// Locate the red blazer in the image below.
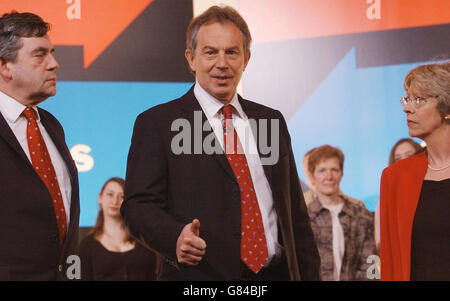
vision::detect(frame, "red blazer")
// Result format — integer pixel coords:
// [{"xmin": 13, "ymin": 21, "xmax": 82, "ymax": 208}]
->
[{"xmin": 380, "ymin": 151, "xmax": 428, "ymax": 281}]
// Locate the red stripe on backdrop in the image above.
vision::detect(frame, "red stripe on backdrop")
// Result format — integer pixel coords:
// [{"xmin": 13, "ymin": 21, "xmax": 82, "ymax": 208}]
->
[
  {"xmin": 0, "ymin": 0, "xmax": 153, "ymax": 68},
  {"xmin": 239, "ymin": 0, "xmax": 450, "ymax": 43}
]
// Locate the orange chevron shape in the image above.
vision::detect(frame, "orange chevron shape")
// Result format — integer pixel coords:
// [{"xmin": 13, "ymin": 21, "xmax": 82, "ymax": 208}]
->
[
  {"xmin": 0, "ymin": 0, "xmax": 153, "ymax": 68},
  {"xmin": 240, "ymin": 0, "xmax": 450, "ymax": 43}
]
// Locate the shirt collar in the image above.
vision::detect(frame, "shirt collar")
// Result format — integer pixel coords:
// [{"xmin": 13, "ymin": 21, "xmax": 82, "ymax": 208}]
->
[
  {"xmin": 339, "ymin": 194, "xmax": 356, "ymax": 217},
  {"xmin": 193, "ymin": 82, "xmax": 246, "ymax": 120},
  {"xmin": 0, "ymin": 91, "xmax": 40, "ymax": 123},
  {"xmin": 308, "ymin": 191, "xmax": 354, "ymax": 219}
]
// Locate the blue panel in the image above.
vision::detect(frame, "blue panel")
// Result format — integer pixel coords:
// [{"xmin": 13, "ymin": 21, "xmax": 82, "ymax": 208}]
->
[
  {"xmin": 289, "ymin": 49, "xmax": 426, "ymax": 211},
  {"xmin": 40, "ymin": 82, "xmax": 193, "ymax": 226}
]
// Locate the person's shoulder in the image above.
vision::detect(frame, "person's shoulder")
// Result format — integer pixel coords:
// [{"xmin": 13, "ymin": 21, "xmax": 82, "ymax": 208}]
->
[
  {"xmin": 383, "ymin": 151, "xmax": 427, "ymax": 178},
  {"xmin": 37, "ymin": 107, "xmax": 54, "ymax": 117},
  {"xmin": 37, "ymin": 107, "xmax": 61, "ymax": 126},
  {"xmin": 239, "ymin": 96, "xmax": 283, "ymax": 117},
  {"xmin": 342, "ymin": 193, "xmax": 366, "ymax": 208},
  {"xmin": 79, "ymin": 234, "xmax": 98, "ymax": 251},
  {"xmin": 352, "ymin": 201, "xmax": 373, "ymax": 219},
  {"xmin": 138, "ymin": 87, "xmax": 194, "ymax": 119},
  {"xmin": 135, "ymin": 241, "xmax": 157, "ymax": 257},
  {"xmin": 37, "ymin": 107, "xmax": 67, "ymax": 136},
  {"xmin": 305, "ymin": 194, "xmax": 322, "ymax": 219},
  {"xmin": 141, "ymin": 96, "xmax": 185, "ymax": 115},
  {"xmin": 343, "ymin": 195, "xmax": 373, "ymax": 219},
  {"xmin": 303, "ymin": 190, "xmax": 315, "ymax": 207}
]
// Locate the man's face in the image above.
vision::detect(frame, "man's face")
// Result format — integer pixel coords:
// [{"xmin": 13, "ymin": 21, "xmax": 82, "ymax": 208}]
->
[
  {"xmin": 7, "ymin": 35, "xmax": 59, "ymax": 105},
  {"xmin": 185, "ymin": 21, "xmax": 250, "ymax": 104}
]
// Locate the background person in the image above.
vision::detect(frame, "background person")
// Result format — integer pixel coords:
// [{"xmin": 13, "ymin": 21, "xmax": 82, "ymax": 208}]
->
[
  {"xmin": 304, "ymin": 145, "xmax": 376, "ymax": 281},
  {"xmin": 380, "ymin": 61, "xmax": 450, "ymax": 281},
  {"xmin": 388, "ymin": 138, "xmax": 423, "ymax": 166},
  {"xmin": 0, "ymin": 12, "xmax": 79, "ymax": 280},
  {"xmin": 79, "ymin": 177, "xmax": 157, "ymax": 281},
  {"xmin": 121, "ymin": 6, "xmax": 320, "ymax": 281},
  {"xmin": 302, "ymin": 148, "xmax": 364, "ymax": 208}
]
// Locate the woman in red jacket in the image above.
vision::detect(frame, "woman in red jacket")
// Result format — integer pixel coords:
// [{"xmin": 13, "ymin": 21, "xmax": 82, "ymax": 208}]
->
[{"xmin": 380, "ymin": 61, "xmax": 450, "ymax": 281}]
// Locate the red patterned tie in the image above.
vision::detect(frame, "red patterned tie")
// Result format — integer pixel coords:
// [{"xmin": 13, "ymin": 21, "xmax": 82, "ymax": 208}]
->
[
  {"xmin": 222, "ymin": 105, "xmax": 268, "ymax": 273},
  {"xmin": 23, "ymin": 107, "xmax": 67, "ymax": 246}
]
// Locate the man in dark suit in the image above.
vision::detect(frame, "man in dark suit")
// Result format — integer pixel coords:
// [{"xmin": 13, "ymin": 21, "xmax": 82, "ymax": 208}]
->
[
  {"xmin": 122, "ymin": 6, "xmax": 320, "ymax": 281},
  {"xmin": 0, "ymin": 12, "xmax": 79, "ymax": 280}
]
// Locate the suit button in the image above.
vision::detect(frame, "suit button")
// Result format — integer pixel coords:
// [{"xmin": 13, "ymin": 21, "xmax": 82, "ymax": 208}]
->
[
  {"xmin": 51, "ymin": 234, "xmax": 59, "ymax": 243},
  {"xmin": 58, "ymin": 264, "xmax": 63, "ymax": 272}
]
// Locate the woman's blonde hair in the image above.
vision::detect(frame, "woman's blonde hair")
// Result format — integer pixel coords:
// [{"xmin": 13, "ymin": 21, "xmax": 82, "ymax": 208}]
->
[{"xmin": 404, "ymin": 61, "xmax": 450, "ymax": 123}]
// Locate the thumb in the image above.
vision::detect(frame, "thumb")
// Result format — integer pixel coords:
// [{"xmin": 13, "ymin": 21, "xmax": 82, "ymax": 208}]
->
[{"xmin": 190, "ymin": 219, "xmax": 200, "ymax": 236}]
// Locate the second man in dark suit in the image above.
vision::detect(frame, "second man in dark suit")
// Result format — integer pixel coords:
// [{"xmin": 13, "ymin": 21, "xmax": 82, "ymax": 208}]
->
[{"xmin": 121, "ymin": 5, "xmax": 320, "ymax": 281}]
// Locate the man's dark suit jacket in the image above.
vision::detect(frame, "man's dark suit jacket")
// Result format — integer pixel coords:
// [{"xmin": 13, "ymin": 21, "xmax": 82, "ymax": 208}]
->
[
  {"xmin": 0, "ymin": 107, "xmax": 79, "ymax": 280},
  {"xmin": 122, "ymin": 87, "xmax": 320, "ymax": 280}
]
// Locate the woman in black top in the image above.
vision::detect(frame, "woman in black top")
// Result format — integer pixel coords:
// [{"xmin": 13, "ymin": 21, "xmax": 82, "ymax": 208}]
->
[
  {"xmin": 380, "ymin": 61, "xmax": 450, "ymax": 280},
  {"xmin": 410, "ymin": 178, "xmax": 450, "ymax": 280},
  {"xmin": 79, "ymin": 177, "xmax": 157, "ymax": 280}
]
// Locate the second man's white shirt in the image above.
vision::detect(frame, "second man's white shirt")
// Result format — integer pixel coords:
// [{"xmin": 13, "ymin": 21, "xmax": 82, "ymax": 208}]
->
[
  {"xmin": 0, "ymin": 91, "xmax": 72, "ymax": 228},
  {"xmin": 194, "ymin": 82, "xmax": 282, "ymax": 265}
]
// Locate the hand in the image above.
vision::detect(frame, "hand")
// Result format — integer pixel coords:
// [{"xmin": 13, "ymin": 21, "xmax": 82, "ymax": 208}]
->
[{"xmin": 176, "ymin": 219, "xmax": 207, "ymax": 266}]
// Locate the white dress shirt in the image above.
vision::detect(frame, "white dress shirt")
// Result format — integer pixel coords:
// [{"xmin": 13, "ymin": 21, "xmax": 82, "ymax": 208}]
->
[
  {"xmin": 0, "ymin": 91, "xmax": 71, "ymax": 227},
  {"xmin": 322, "ymin": 202, "xmax": 345, "ymax": 281},
  {"xmin": 194, "ymin": 82, "xmax": 282, "ymax": 265}
]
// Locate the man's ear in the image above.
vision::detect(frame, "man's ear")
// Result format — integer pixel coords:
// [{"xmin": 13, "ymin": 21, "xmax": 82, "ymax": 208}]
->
[
  {"xmin": 243, "ymin": 50, "xmax": 251, "ymax": 71},
  {"xmin": 0, "ymin": 57, "xmax": 13, "ymax": 80},
  {"xmin": 185, "ymin": 49, "xmax": 196, "ymax": 73}
]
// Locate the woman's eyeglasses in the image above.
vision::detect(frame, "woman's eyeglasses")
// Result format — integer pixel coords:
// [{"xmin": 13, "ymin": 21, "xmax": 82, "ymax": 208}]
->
[{"xmin": 400, "ymin": 96, "xmax": 429, "ymax": 107}]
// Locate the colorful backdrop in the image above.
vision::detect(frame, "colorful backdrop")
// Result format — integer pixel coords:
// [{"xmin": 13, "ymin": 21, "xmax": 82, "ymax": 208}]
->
[{"xmin": 1, "ymin": 0, "xmax": 449, "ymax": 225}]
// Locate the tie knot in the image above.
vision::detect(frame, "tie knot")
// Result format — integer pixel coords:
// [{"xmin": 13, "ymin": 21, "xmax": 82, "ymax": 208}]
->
[
  {"xmin": 222, "ymin": 105, "xmax": 233, "ymax": 120},
  {"xmin": 23, "ymin": 107, "xmax": 36, "ymax": 121}
]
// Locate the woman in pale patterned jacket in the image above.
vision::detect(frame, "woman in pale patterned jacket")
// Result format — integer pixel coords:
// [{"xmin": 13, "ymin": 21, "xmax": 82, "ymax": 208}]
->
[{"xmin": 302, "ymin": 145, "xmax": 377, "ymax": 281}]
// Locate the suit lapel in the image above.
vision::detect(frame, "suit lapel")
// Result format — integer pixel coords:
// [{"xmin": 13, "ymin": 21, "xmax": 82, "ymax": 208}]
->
[
  {"xmin": 38, "ymin": 109, "xmax": 77, "ymax": 185},
  {"xmin": 0, "ymin": 113, "xmax": 34, "ymax": 166},
  {"xmin": 38, "ymin": 109, "xmax": 79, "ymax": 248}
]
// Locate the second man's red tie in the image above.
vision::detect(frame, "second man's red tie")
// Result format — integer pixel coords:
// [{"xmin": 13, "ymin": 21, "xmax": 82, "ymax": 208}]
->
[{"xmin": 222, "ymin": 105, "xmax": 268, "ymax": 273}]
